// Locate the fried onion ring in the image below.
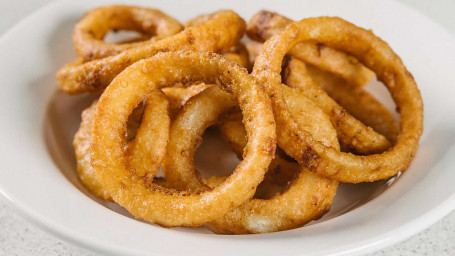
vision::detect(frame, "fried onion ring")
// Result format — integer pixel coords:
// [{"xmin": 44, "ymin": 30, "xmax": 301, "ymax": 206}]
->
[
  {"xmin": 73, "ymin": 5, "xmax": 183, "ymax": 61},
  {"xmin": 58, "ymin": 10, "xmax": 246, "ymax": 94},
  {"xmin": 247, "ymin": 10, "xmax": 374, "ymax": 88},
  {"xmin": 163, "ymin": 85, "xmax": 339, "ymax": 233},
  {"xmin": 283, "ymin": 57, "xmax": 392, "ymax": 154},
  {"xmin": 252, "ymin": 17, "xmax": 423, "ymax": 183},
  {"xmin": 73, "ymin": 90, "xmax": 170, "ymax": 200},
  {"xmin": 90, "ymin": 51, "xmax": 276, "ymax": 226}
]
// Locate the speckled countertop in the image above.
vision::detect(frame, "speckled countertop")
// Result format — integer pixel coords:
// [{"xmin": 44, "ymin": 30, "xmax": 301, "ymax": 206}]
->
[{"xmin": 0, "ymin": 0, "xmax": 454, "ymax": 255}]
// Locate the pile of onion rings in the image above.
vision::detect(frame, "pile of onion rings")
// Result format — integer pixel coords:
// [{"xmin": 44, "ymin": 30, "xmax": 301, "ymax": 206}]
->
[{"xmin": 58, "ymin": 6, "xmax": 423, "ymax": 234}]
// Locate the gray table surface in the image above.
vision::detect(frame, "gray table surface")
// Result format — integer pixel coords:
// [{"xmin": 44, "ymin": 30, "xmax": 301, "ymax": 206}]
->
[{"xmin": 1, "ymin": 0, "xmax": 454, "ymax": 255}]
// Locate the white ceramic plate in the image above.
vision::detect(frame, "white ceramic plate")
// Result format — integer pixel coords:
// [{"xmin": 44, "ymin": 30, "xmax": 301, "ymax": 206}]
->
[{"xmin": 1, "ymin": 0, "xmax": 455, "ymax": 255}]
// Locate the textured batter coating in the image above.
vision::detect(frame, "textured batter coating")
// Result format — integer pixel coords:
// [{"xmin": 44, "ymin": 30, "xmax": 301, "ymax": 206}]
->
[
  {"xmin": 124, "ymin": 90, "xmax": 171, "ymax": 186},
  {"xmin": 163, "ymin": 85, "xmax": 338, "ymax": 233},
  {"xmin": 247, "ymin": 10, "xmax": 374, "ymax": 88},
  {"xmin": 90, "ymin": 51, "xmax": 276, "ymax": 227},
  {"xmin": 161, "ymin": 49, "xmax": 249, "ymax": 118},
  {"xmin": 284, "ymin": 57, "xmax": 392, "ymax": 154},
  {"xmin": 74, "ymin": 99, "xmax": 112, "ymax": 200},
  {"xmin": 162, "ymin": 83, "xmax": 212, "ymax": 119},
  {"xmin": 58, "ymin": 10, "xmax": 246, "ymax": 94},
  {"xmin": 73, "ymin": 90, "xmax": 170, "ymax": 201},
  {"xmin": 214, "ymin": 86, "xmax": 339, "ymax": 233},
  {"xmin": 300, "ymin": 62, "xmax": 399, "ymax": 143},
  {"xmin": 219, "ymin": 113, "xmax": 293, "ymax": 179},
  {"xmin": 163, "ymin": 88, "xmax": 296, "ymax": 194},
  {"xmin": 162, "ymin": 86, "xmax": 237, "ymax": 191},
  {"xmin": 252, "ymin": 17, "xmax": 423, "ymax": 183},
  {"xmin": 75, "ymin": 83, "xmax": 209, "ymax": 201},
  {"xmin": 218, "ymin": 113, "xmax": 299, "ymax": 199},
  {"xmin": 221, "ymin": 43, "xmax": 251, "ymax": 70},
  {"xmin": 73, "ymin": 5, "xmax": 183, "ymax": 61}
]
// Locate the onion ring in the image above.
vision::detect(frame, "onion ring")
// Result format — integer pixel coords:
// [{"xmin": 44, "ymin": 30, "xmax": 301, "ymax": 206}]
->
[
  {"xmin": 57, "ymin": 10, "xmax": 246, "ymax": 94},
  {"xmin": 252, "ymin": 17, "xmax": 423, "ymax": 183},
  {"xmin": 247, "ymin": 10, "xmax": 374, "ymax": 88},
  {"xmin": 73, "ymin": 5, "xmax": 183, "ymax": 61},
  {"xmin": 73, "ymin": 90, "xmax": 170, "ymax": 200},
  {"xmin": 283, "ymin": 57, "xmax": 393, "ymax": 154},
  {"xmin": 163, "ymin": 85, "xmax": 339, "ymax": 233},
  {"xmin": 90, "ymin": 51, "xmax": 276, "ymax": 227}
]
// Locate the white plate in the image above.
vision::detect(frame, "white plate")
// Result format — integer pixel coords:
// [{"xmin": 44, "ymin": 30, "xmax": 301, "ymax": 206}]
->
[{"xmin": 1, "ymin": 0, "xmax": 455, "ymax": 255}]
